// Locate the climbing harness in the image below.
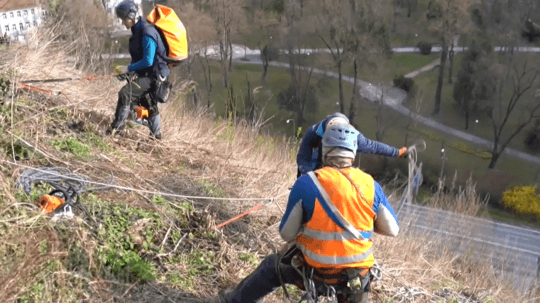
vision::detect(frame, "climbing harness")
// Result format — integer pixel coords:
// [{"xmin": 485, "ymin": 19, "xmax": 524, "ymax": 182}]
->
[{"xmin": 277, "ymin": 247, "xmax": 372, "ymax": 303}]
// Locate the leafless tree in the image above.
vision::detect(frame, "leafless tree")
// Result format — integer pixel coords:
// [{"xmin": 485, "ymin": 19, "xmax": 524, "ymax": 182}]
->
[
  {"xmin": 314, "ymin": 0, "xmax": 356, "ymax": 114},
  {"xmin": 207, "ymin": 0, "xmax": 244, "ymax": 88},
  {"xmin": 427, "ymin": 0, "xmax": 478, "ymax": 115},
  {"xmin": 172, "ymin": 2, "xmax": 217, "ymax": 108},
  {"xmin": 487, "ymin": 57, "xmax": 540, "ymax": 169},
  {"xmin": 251, "ymin": 9, "xmax": 280, "ymax": 83}
]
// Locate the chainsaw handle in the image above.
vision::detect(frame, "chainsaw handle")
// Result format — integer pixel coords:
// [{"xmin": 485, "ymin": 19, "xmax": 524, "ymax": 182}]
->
[{"xmin": 48, "ymin": 188, "xmax": 79, "ymax": 205}]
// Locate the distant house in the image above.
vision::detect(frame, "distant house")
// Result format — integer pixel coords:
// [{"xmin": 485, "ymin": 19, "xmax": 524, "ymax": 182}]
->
[{"xmin": 0, "ymin": 0, "xmax": 46, "ymax": 42}]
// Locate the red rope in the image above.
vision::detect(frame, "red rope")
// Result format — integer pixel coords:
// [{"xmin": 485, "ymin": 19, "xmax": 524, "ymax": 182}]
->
[
  {"xmin": 18, "ymin": 75, "xmax": 111, "ymax": 94},
  {"xmin": 216, "ymin": 203, "xmax": 265, "ymax": 229},
  {"xmin": 18, "ymin": 83, "xmax": 56, "ymax": 94}
]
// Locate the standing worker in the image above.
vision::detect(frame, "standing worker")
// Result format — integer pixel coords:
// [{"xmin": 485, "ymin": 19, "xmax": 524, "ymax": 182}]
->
[
  {"xmin": 107, "ymin": 0, "xmax": 170, "ymax": 139},
  {"xmin": 218, "ymin": 123, "xmax": 400, "ymax": 303},
  {"xmin": 296, "ymin": 112, "xmax": 408, "ymax": 177}
]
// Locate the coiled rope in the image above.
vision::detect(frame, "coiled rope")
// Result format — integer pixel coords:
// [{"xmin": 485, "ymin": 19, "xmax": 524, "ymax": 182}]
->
[
  {"xmin": 396, "ymin": 140, "xmax": 425, "ymax": 216},
  {"xmin": 17, "ymin": 167, "xmax": 114, "ymax": 196}
]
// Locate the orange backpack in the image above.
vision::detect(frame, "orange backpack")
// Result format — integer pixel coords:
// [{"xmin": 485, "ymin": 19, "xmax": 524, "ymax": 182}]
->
[{"xmin": 146, "ymin": 5, "xmax": 188, "ymax": 64}]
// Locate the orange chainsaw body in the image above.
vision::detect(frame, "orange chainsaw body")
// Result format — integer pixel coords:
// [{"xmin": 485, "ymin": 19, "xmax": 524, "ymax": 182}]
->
[{"xmin": 37, "ymin": 195, "xmax": 65, "ymax": 214}]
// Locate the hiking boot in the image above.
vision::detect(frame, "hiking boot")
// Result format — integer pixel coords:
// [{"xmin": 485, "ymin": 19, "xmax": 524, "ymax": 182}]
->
[{"xmin": 105, "ymin": 126, "xmax": 124, "ymax": 136}]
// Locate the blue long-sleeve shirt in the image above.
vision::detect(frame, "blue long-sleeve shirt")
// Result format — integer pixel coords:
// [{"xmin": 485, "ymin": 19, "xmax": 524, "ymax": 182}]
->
[
  {"xmin": 297, "ymin": 116, "xmax": 400, "ymax": 175},
  {"xmin": 128, "ymin": 35, "xmax": 157, "ymax": 72},
  {"xmin": 279, "ymin": 173, "xmax": 399, "ymax": 242}
]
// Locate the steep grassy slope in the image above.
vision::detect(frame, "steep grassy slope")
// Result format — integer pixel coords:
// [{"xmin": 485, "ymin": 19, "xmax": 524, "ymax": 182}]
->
[{"xmin": 0, "ymin": 26, "xmax": 534, "ymax": 303}]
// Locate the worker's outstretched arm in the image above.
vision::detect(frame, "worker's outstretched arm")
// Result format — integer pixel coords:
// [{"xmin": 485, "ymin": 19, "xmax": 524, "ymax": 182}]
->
[
  {"xmin": 357, "ymin": 132, "xmax": 400, "ymax": 158},
  {"xmin": 296, "ymin": 125, "xmax": 319, "ymax": 175},
  {"xmin": 372, "ymin": 182, "xmax": 399, "ymax": 237},
  {"xmin": 129, "ymin": 35, "xmax": 157, "ymax": 71}
]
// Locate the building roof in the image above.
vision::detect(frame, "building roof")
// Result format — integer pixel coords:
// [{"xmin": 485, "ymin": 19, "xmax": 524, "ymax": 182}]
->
[{"xmin": 0, "ymin": 0, "xmax": 42, "ymax": 12}]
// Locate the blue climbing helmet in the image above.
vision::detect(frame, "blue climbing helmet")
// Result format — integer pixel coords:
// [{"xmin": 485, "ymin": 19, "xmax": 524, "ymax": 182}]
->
[
  {"xmin": 322, "ymin": 123, "xmax": 359, "ymax": 156},
  {"xmin": 115, "ymin": 0, "xmax": 139, "ymax": 20},
  {"xmin": 326, "ymin": 112, "xmax": 349, "ymax": 126}
]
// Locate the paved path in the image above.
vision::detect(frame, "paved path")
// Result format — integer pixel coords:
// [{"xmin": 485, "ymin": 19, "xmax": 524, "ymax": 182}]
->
[{"xmin": 404, "ymin": 58, "xmax": 440, "ymax": 78}]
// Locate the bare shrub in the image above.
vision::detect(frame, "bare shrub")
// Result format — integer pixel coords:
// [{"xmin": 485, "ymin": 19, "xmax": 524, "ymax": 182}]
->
[
  {"xmin": 426, "ymin": 172, "xmax": 489, "ymax": 216},
  {"xmin": 47, "ymin": 0, "xmax": 114, "ymax": 73}
]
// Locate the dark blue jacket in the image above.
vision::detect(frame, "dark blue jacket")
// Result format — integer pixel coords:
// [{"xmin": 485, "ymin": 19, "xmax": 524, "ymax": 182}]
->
[
  {"xmin": 129, "ymin": 18, "xmax": 170, "ymax": 79},
  {"xmin": 297, "ymin": 115, "xmax": 400, "ymax": 175}
]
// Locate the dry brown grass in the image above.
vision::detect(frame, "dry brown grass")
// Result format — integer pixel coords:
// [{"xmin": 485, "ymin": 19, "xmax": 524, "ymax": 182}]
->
[
  {"xmin": 0, "ymin": 14, "xmax": 534, "ymax": 303},
  {"xmin": 424, "ymin": 172, "xmax": 489, "ymax": 216}
]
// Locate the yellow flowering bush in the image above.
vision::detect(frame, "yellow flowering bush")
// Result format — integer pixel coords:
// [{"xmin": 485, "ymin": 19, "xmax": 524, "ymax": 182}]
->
[{"xmin": 502, "ymin": 186, "xmax": 540, "ymax": 216}]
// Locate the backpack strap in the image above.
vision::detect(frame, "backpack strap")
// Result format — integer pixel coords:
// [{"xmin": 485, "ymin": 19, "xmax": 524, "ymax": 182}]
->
[{"xmin": 307, "ymin": 171, "xmax": 365, "ymax": 241}]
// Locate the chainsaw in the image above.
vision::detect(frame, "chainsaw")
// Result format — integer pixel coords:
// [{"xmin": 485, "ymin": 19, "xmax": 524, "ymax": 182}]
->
[{"xmin": 37, "ymin": 187, "xmax": 80, "ymax": 217}]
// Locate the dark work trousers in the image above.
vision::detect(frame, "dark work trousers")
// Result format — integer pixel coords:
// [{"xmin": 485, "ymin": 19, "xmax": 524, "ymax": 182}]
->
[
  {"xmin": 111, "ymin": 76, "xmax": 161, "ymax": 138},
  {"xmin": 221, "ymin": 254, "xmax": 371, "ymax": 303}
]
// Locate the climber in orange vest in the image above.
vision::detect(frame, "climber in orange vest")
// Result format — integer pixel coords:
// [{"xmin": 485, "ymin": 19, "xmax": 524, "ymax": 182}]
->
[{"xmin": 218, "ymin": 123, "xmax": 400, "ymax": 303}]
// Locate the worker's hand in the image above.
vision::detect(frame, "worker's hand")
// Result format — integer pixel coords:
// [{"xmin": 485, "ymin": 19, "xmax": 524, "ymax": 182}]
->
[
  {"xmin": 398, "ymin": 147, "xmax": 408, "ymax": 158},
  {"xmin": 115, "ymin": 65, "xmax": 129, "ymax": 75}
]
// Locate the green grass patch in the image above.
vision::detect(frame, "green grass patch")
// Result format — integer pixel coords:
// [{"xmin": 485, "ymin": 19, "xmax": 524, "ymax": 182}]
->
[
  {"xmin": 82, "ymin": 132, "xmax": 113, "ymax": 153},
  {"xmin": 479, "ymin": 206, "xmax": 540, "ymax": 230},
  {"xmin": 51, "ymin": 136, "xmax": 92, "ymax": 159},
  {"xmin": 197, "ymin": 179, "xmax": 225, "ymax": 198}
]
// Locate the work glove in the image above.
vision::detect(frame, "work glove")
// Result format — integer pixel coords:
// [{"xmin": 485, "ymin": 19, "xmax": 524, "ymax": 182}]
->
[
  {"xmin": 398, "ymin": 147, "xmax": 408, "ymax": 158},
  {"xmin": 115, "ymin": 65, "xmax": 129, "ymax": 75}
]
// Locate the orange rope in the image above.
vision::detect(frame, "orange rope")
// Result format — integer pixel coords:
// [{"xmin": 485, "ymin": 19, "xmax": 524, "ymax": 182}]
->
[
  {"xmin": 18, "ymin": 75, "xmax": 111, "ymax": 95},
  {"xmin": 216, "ymin": 203, "xmax": 265, "ymax": 229},
  {"xmin": 18, "ymin": 83, "xmax": 57, "ymax": 94}
]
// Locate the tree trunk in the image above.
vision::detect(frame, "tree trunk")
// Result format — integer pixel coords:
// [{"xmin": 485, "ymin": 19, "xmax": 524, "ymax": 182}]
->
[
  {"xmin": 338, "ymin": 61, "xmax": 344, "ymax": 113},
  {"xmin": 207, "ymin": 86, "xmax": 212, "ymax": 109},
  {"xmin": 349, "ymin": 0, "xmax": 357, "ymax": 30},
  {"xmin": 433, "ymin": 39, "xmax": 448, "ymax": 115},
  {"xmin": 391, "ymin": 0, "xmax": 398, "ymax": 34},
  {"xmin": 193, "ymin": 86, "xmax": 199, "ymax": 107},
  {"xmin": 261, "ymin": 45, "xmax": 269, "ymax": 83},
  {"xmin": 228, "ymin": 39, "xmax": 233, "ymax": 72},
  {"xmin": 464, "ymin": 110, "xmax": 469, "ymax": 130},
  {"xmin": 488, "ymin": 151, "xmax": 501, "ymax": 169},
  {"xmin": 448, "ymin": 40, "xmax": 455, "ymax": 84},
  {"xmin": 348, "ymin": 59, "xmax": 358, "ymax": 125},
  {"xmin": 407, "ymin": 0, "xmax": 413, "ymax": 17},
  {"xmin": 262, "ymin": 61, "xmax": 268, "ymax": 83}
]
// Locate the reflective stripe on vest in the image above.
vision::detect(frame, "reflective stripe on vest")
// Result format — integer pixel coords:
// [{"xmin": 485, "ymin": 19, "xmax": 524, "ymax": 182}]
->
[
  {"xmin": 302, "ymin": 227, "xmax": 373, "ymax": 241},
  {"xmin": 297, "ymin": 242, "xmax": 374, "ymax": 265}
]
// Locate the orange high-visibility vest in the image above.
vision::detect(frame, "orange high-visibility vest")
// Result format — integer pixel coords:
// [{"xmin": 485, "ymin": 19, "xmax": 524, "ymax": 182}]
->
[{"xmin": 296, "ymin": 166, "xmax": 376, "ymax": 269}]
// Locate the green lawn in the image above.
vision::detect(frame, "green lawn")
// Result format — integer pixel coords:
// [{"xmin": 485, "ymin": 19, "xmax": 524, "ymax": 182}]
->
[
  {"xmin": 388, "ymin": 0, "xmax": 440, "ymax": 47},
  {"xmin": 275, "ymin": 52, "xmax": 440, "ymax": 84},
  {"xmin": 408, "ymin": 53, "xmax": 539, "ymax": 154}
]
